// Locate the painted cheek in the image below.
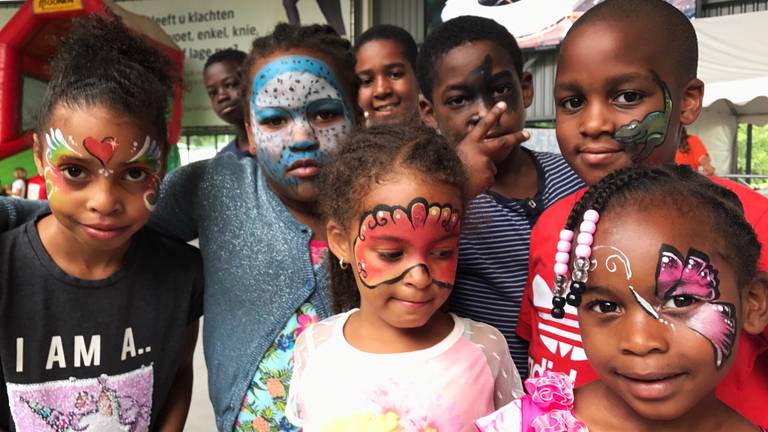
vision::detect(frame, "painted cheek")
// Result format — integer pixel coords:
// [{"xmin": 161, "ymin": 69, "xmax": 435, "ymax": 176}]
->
[
  {"xmin": 653, "ymin": 244, "xmax": 737, "ymax": 368},
  {"xmin": 142, "ymin": 173, "xmax": 161, "ymax": 212}
]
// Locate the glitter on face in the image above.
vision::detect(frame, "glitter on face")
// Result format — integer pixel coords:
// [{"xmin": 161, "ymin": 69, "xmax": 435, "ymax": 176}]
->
[
  {"xmin": 126, "ymin": 136, "xmax": 163, "ymax": 212},
  {"xmin": 353, "ymin": 198, "xmax": 461, "ymax": 289},
  {"xmin": 654, "ymin": 244, "xmax": 736, "ymax": 368},
  {"xmin": 250, "ymin": 55, "xmax": 354, "ymax": 190},
  {"xmin": 44, "ymin": 128, "xmax": 83, "ymax": 200}
]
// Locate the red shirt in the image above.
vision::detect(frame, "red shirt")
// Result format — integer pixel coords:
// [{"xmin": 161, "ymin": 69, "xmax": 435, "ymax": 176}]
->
[
  {"xmin": 24, "ymin": 175, "xmax": 47, "ymax": 200},
  {"xmin": 518, "ymin": 177, "xmax": 768, "ymax": 424}
]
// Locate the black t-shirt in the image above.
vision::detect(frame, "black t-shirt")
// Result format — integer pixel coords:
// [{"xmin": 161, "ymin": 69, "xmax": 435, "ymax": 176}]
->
[{"xmin": 0, "ymin": 217, "xmax": 203, "ymax": 431}]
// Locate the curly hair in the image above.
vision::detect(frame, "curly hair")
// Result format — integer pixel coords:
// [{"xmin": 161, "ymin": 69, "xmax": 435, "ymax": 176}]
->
[
  {"xmin": 37, "ymin": 14, "xmax": 174, "ymax": 153},
  {"xmin": 241, "ymin": 23, "xmax": 357, "ymax": 123},
  {"xmin": 319, "ymin": 125, "xmax": 468, "ymax": 313},
  {"xmin": 566, "ymin": 164, "xmax": 760, "ymax": 287}
]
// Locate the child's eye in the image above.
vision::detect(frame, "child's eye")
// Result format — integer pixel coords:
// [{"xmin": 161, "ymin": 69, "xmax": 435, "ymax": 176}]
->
[
  {"xmin": 445, "ymin": 95, "xmax": 469, "ymax": 107},
  {"xmin": 358, "ymin": 76, "xmax": 373, "ymax": 86},
  {"xmin": 430, "ymin": 249, "xmax": 454, "ymax": 259},
  {"xmin": 662, "ymin": 295, "xmax": 699, "ymax": 309},
  {"xmin": 261, "ymin": 117, "xmax": 286, "ymax": 127},
  {"xmin": 493, "ymin": 85, "xmax": 513, "ymax": 97},
  {"xmin": 376, "ymin": 250, "xmax": 403, "ymax": 261},
  {"xmin": 613, "ymin": 91, "xmax": 645, "ymax": 107},
  {"xmin": 61, "ymin": 166, "xmax": 87, "ymax": 181},
  {"xmin": 207, "ymin": 89, "xmax": 217, "ymax": 99},
  {"xmin": 388, "ymin": 70, "xmax": 405, "ymax": 80},
  {"xmin": 559, "ymin": 96, "xmax": 585, "ymax": 111},
  {"xmin": 588, "ymin": 300, "xmax": 622, "ymax": 314},
  {"xmin": 123, "ymin": 168, "xmax": 148, "ymax": 182},
  {"xmin": 313, "ymin": 110, "xmax": 341, "ymax": 122}
]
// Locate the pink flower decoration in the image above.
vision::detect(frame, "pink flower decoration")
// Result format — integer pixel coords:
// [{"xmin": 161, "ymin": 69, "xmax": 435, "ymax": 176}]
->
[
  {"xmin": 525, "ymin": 372, "xmax": 575, "ymax": 409},
  {"xmin": 531, "ymin": 409, "xmax": 588, "ymax": 432}
]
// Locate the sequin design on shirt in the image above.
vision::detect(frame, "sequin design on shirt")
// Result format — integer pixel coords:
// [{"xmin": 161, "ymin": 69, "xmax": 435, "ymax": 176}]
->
[
  {"xmin": 7, "ymin": 367, "xmax": 153, "ymax": 431},
  {"xmin": 235, "ymin": 303, "xmax": 318, "ymax": 432}
]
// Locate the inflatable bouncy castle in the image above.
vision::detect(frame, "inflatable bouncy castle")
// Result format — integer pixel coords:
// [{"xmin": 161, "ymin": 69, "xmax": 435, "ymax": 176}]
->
[{"xmin": 0, "ymin": 0, "xmax": 183, "ymax": 192}]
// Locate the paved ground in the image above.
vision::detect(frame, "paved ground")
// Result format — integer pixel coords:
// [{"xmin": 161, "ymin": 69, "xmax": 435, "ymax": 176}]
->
[{"xmin": 185, "ymin": 323, "xmax": 217, "ymax": 430}]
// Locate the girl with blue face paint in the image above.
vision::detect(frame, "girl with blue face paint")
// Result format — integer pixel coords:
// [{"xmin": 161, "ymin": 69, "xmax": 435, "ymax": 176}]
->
[{"xmin": 247, "ymin": 54, "xmax": 355, "ymax": 206}]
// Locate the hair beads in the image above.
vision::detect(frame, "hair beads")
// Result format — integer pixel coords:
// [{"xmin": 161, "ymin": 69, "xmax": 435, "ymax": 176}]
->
[{"xmin": 551, "ymin": 209, "xmax": 599, "ymax": 318}]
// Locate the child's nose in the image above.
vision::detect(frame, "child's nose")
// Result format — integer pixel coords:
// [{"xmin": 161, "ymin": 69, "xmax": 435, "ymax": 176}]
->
[
  {"xmin": 618, "ymin": 309, "xmax": 671, "ymax": 356},
  {"xmin": 579, "ymin": 100, "xmax": 614, "ymax": 138},
  {"xmin": 403, "ymin": 264, "xmax": 432, "ymax": 289},
  {"xmin": 87, "ymin": 180, "xmax": 123, "ymax": 216},
  {"xmin": 373, "ymin": 77, "xmax": 392, "ymax": 98},
  {"xmin": 290, "ymin": 119, "xmax": 315, "ymax": 143}
]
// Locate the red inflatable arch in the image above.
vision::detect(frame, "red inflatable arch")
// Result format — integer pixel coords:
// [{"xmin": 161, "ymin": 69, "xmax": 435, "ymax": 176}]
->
[{"xmin": 0, "ymin": 0, "xmax": 183, "ymax": 161}]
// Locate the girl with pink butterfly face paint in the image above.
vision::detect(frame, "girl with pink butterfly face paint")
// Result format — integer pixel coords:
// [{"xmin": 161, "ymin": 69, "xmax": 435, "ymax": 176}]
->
[{"xmin": 477, "ymin": 165, "xmax": 768, "ymax": 432}]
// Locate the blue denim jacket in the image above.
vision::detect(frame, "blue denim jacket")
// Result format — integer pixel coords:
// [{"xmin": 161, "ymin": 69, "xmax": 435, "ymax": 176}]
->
[
  {"xmin": 0, "ymin": 156, "xmax": 333, "ymax": 431},
  {"xmin": 151, "ymin": 155, "xmax": 332, "ymax": 430}
]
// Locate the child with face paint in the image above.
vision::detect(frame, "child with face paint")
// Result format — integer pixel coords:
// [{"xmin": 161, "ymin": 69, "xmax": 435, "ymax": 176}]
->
[
  {"xmin": 518, "ymin": 0, "xmax": 768, "ymax": 424},
  {"xmin": 0, "ymin": 23, "xmax": 358, "ymax": 431},
  {"xmin": 0, "ymin": 16, "xmax": 202, "ymax": 431},
  {"xmin": 415, "ymin": 15, "xmax": 584, "ymax": 378},
  {"xmin": 355, "ymin": 25, "xmax": 420, "ymax": 127},
  {"xmin": 285, "ymin": 125, "xmax": 523, "ymax": 431},
  {"xmin": 478, "ymin": 164, "xmax": 768, "ymax": 432}
]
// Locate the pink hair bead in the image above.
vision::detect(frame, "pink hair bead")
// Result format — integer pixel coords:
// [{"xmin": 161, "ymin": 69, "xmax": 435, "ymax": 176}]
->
[
  {"xmin": 580, "ymin": 220, "xmax": 596, "ymax": 234},
  {"xmin": 559, "ymin": 229, "xmax": 574, "ymax": 241},
  {"xmin": 555, "ymin": 252, "xmax": 570, "ymax": 264},
  {"xmin": 575, "ymin": 244, "xmax": 592, "ymax": 258},
  {"xmin": 577, "ymin": 232, "xmax": 593, "ymax": 246},
  {"xmin": 557, "ymin": 240, "xmax": 571, "ymax": 252},
  {"xmin": 584, "ymin": 209, "xmax": 600, "ymax": 223},
  {"xmin": 554, "ymin": 262, "xmax": 569, "ymax": 276}
]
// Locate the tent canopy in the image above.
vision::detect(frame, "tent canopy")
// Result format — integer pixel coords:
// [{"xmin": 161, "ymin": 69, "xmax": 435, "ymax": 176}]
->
[{"xmin": 689, "ymin": 10, "xmax": 768, "ymax": 174}]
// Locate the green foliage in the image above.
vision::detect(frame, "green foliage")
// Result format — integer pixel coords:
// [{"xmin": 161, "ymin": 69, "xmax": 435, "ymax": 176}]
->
[{"xmin": 736, "ymin": 123, "xmax": 768, "ymax": 188}]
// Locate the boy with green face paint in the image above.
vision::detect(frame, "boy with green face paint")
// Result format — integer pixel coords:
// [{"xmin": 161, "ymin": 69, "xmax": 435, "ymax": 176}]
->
[{"xmin": 518, "ymin": 0, "xmax": 768, "ymax": 424}]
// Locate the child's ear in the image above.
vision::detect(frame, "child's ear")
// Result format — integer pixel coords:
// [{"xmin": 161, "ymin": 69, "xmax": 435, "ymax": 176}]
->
[
  {"xmin": 418, "ymin": 94, "xmax": 438, "ymax": 130},
  {"xmin": 326, "ymin": 220, "xmax": 352, "ymax": 264},
  {"xmin": 243, "ymin": 116, "xmax": 257, "ymax": 156},
  {"xmin": 32, "ymin": 133, "xmax": 44, "ymax": 174},
  {"xmin": 520, "ymin": 72, "xmax": 534, "ymax": 109},
  {"xmin": 679, "ymin": 78, "xmax": 704, "ymax": 126},
  {"xmin": 741, "ymin": 271, "xmax": 768, "ymax": 335}
]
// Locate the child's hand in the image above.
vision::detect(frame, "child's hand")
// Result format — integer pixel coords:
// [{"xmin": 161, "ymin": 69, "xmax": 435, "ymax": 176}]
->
[{"xmin": 456, "ymin": 101, "xmax": 530, "ymax": 198}]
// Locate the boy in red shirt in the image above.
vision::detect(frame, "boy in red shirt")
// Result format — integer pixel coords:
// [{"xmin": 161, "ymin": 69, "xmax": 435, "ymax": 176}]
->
[{"xmin": 518, "ymin": 0, "xmax": 768, "ymax": 424}]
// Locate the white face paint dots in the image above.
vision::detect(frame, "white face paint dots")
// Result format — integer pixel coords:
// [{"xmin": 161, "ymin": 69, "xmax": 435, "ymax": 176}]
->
[{"xmin": 249, "ymin": 55, "xmax": 354, "ymax": 191}]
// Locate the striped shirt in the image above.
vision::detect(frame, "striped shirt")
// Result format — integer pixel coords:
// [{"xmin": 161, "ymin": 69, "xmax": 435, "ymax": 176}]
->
[{"xmin": 451, "ymin": 148, "xmax": 584, "ymax": 377}]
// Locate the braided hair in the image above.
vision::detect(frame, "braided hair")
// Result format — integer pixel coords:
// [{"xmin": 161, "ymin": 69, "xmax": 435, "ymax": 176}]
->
[
  {"xmin": 38, "ymin": 14, "xmax": 174, "ymax": 153},
  {"xmin": 319, "ymin": 125, "xmax": 467, "ymax": 313},
  {"xmin": 567, "ymin": 164, "xmax": 760, "ymax": 288},
  {"xmin": 241, "ymin": 23, "xmax": 357, "ymax": 124}
]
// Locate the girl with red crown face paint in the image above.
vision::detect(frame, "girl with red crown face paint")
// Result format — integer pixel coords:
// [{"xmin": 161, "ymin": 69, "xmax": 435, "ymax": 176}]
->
[
  {"xmin": 284, "ymin": 126, "xmax": 524, "ymax": 432},
  {"xmin": 476, "ymin": 165, "xmax": 768, "ymax": 432}
]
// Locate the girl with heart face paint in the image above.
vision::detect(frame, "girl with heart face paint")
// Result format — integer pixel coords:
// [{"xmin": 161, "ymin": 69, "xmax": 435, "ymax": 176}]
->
[
  {"xmin": 284, "ymin": 126, "xmax": 523, "ymax": 431},
  {"xmin": 476, "ymin": 165, "xmax": 768, "ymax": 432},
  {"xmin": 0, "ymin": 16, "xmax": 203, "ymax": 432},
  {"xmin": 2, "ymin": 24, "xmax": 361, "ymax": 432}
]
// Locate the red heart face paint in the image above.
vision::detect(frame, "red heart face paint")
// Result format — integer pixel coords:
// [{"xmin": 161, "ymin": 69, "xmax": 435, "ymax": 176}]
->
[
  {"xmin": 83, "ymin": 136, "xmax": 117, "ymax": 168},
  {"xmin": 353, "ymin": 198, "xmax": 461, "ymax": 289},
  {"xmin": 636, "ymin": 244, "xmax": 737, "ymax": 369}
]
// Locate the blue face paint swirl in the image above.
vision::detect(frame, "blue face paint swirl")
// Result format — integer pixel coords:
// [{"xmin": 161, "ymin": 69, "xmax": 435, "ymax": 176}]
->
[{"xmin": 250, "ymin": 55, "xmax": 354, "ymax": 190}]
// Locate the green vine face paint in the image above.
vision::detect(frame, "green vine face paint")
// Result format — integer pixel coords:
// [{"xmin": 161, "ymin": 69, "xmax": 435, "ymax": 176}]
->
[{"xmin": 613, "ymin": 71, "xmax": 673, "ymax": 162}]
